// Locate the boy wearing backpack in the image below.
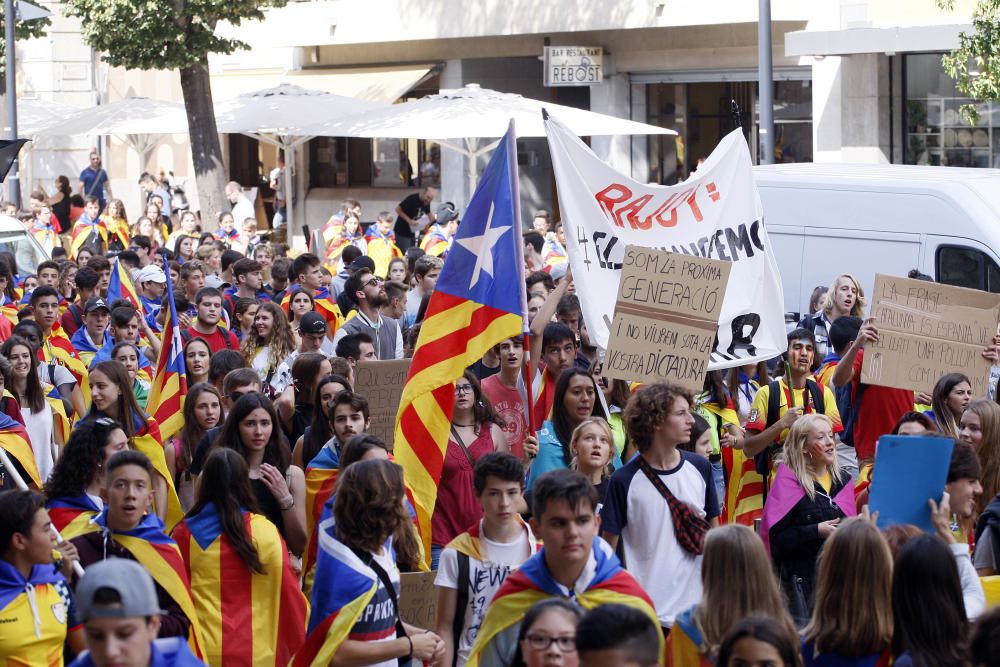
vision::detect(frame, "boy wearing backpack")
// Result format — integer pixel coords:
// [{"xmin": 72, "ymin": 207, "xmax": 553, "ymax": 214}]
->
[
  {"xmin": 744, "ymin": 328, "xmax": 845, "ymax": 487},
  {"xmin": 434, "ymin": 453, "xmax": 537, "ymax": 667}
]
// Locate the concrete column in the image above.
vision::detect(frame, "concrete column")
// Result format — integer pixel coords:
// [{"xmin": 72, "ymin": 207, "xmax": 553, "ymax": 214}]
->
[
  {"xmin": 812, "ymin": 53, "xmax": 890, "ymax": 163},
  {"xmin": 589, "ymin": 71, "xmax": 632, "ymax": 173},
  {"xmin": 630, "ymin": 82, "xmax": 649, "ymax": 181}
]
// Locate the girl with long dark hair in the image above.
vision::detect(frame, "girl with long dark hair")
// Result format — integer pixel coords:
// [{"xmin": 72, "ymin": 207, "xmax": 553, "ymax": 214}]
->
[
  {"xmin": 929, "ymin": 372, "xmax": 973, "ymax": 439},
  {"xmin": 172, "ymin": 448, "xmax": 307, "ymax": 665},
  {"xmin": 213, "ymin": 392, "xmax": 306, "ymax": 555},
  {"xmin": 292, "ymin": 374, "xmax": 350, "ymax": 469},
  {"xmin": 275, "ymin": 352, "xmax": 331, "ymax": 446},
  {"xmin": 164, "ymin": 383, "xmax": 222, "ymax": 510},
  {"xmin": 2, "ymin": 336, "xmax": 61, "ymax": 479}
]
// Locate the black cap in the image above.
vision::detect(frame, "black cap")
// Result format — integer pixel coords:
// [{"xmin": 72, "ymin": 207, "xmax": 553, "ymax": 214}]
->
[
  {"xmin": 84, "ymin": 297, "xmax": 110, "ymax": 313},
  {"xmin": 299, "ymin": 312, "xmax": 327, "ymax": 335},
  {"xmin": 348, "ymin": 256, "xmax": 376, "ymax": 272}
]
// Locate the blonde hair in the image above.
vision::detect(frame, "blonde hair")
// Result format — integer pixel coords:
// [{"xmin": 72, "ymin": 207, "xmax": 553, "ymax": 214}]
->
[
  {"xmin": 569, "ymin": 417, "xmax": 614, "ymax": 482},
  {"xmin": 695, "ymin": 525, "xmax": 796, "ymax": 658},
  {"xmin": 967, "ymin": 399, "xmax": 1000, "ymax": 514},
  {"xmin": 804, "ymin": 518, "xmax": 893, "ymax": 657},
  {"xmin": 782, "ymin": 413, "xmax": 844, "ymax": 499},
  {"xmin": 822, "ymin": 273, "xmax": 867, "ymax": 318}
]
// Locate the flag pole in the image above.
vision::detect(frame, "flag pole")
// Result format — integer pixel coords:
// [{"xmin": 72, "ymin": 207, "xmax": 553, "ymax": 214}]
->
[
  {"xmin": 0, "ymin": 446, "xmax": 85, "ymax": 576},
  {"xmin": 508, "ymin": 118, "xmax": 536, "ymax": 444}
]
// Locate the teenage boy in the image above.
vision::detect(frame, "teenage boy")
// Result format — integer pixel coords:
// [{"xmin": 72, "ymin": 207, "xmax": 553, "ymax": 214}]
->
[
  {"xmin": 435, "ymin": 453, "xmax": 536, "ymax": 667},
  {"xmin": 226, "ymin": 257, "xmax": 268, "ymax": 307},
  {"xmin": 334, "ymin": 268, "xmax": 403, "ymax": 360},
  {"xmin": 469, "ymin": 469, "xmax": 659, "ymax": 667},
  {"xmin": 70, "ymin": 297, "xmax": 112, "ymax": 366},
  {"xmin": 92, "ymin": 305, "xmax": 159, "ymax": 371},
  {"xmin": 69, "ymin": 558, "xmax": 204, "ymax": 667},
  {"xmin": 286, "ymin": 253, "xmax": 342, "ymax": 329},
  {"xmin": 0, "ymin": 489, "xmax": 84, "ymax": 663},
  {"xmin": 70, "ymin": 451, "xmax": 197, "ymax": 641},
  {"xmin": 404, "ymin": 254, "xmax": 443, "ymax": 328},
  {"xmin": 481, "ymin": 337, "xmax": 530, "ymax": 460},
  {"xmin": 744, "ymin": 328, "xmax": 844, "ymax": 476},
  {"xmin": 575, "ymin": 604, "xmax": 663, "ymax": 667},
  {"xmin": 600, "ymin": 383, "xmax": 720, "ymax": 632},
  {"xmin": 71, "ymin": 196, "xmax": 107, "ymax": 257},
  {"xmin": 335, "ymin": 332, "xmax": 377, "ymax": 370},
  {"xmin": 530, "ymin": 323, "xmax": 579, "ymax": 430},
  {"xmin": 364, "ymin": 211, "xmax": 403, "ymax": 278},
  {"xmin": 134, "ymin": 265, "xmax": 167, "ymax": 324},
  {"xmin": 178, "ymin": 261, "xmax": 206, "ymax": 308},
  {"xmin": 383, "ymin": 281, "xmax": 408, "ymax": 323},
  {"xmin": 183, "ymin": 287, "xmax": 239, "ymax": 353},
  {"xmin": 814, "ymin": 316, "xmax": 862, "ymax": 389},
  {"xmin": 32, "ymin": 286, "xmax": 89, "ymax": 399},
  {"xmin": 62, "ymin": 266, "xmax": 101, "ymax": 336}
]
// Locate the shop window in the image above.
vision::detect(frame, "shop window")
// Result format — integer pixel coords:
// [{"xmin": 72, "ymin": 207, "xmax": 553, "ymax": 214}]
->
[
  {"xmin": 936, "ymin": 245, "xmax": 1000, "ymax": 293},
  {"xmin": 309, "ymin": 137, "xmax": 440, "ymax": 189},
  {"xmin": 904, "ymin": 53, "xmax": 998, "ymax": 168}
]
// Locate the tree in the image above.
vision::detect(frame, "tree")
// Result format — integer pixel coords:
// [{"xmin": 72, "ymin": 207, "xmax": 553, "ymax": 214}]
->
[
  {"xmin": 62, "ymin": 0, "xmax": 287, "ymax": 221},
  {"xmin": 940, "ymin": 0, "xmax": 1000, "ymax": 124},
  {"xmin": 0, "ymin": 5, "xmax": 51, "ymax": 76}
]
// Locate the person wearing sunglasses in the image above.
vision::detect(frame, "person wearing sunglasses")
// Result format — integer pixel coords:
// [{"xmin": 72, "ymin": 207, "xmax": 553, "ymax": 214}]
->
[{"xmin": 333, "ymin": 268, "xmax": 404, "ymax": 360}]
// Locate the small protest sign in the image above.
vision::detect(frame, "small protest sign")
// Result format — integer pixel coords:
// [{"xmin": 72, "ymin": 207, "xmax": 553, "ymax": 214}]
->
[
  {"xmin": 354, "ymin": 359, "xmax": 411, "ymax": 450},
  {"xmin": 861, "ymin": 274, "xmax": 1000, "ymax": 394},
  {"xmin": 869, "ymin": 435, "xmax": 954, "ymax": 532},
  {"xmin": 398, "ymin": 571, "xmax": 437, "ymax": 628},
  {"xmin": 603, "ymin": 246, "xmax": 732, "ymax": 393}
]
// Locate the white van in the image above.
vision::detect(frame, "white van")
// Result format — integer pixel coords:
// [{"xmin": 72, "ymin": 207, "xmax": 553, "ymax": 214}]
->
[
  {"xmin": 754, "ymin": 163, "xmax": 1000, "ymax": 321},
  {"xmin": 0, "ymin": 214, "xmax": 53, "ymax": 276}
]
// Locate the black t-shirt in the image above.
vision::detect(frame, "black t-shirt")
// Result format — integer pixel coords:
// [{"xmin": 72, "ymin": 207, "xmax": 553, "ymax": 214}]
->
[
  {"xmin": 187, "ymin": 426, "xmax": 222, "ymax": 477},
  {"xmin": 394, "ymin": 192, "xmax": 430, "ymax": 240}
]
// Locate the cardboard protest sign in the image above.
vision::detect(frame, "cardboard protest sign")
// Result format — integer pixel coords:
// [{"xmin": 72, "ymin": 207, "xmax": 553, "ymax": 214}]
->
[
  {"xmin": 398, "ymin": 571, "xmax": 437, "ymax": 628},
  {"xmin": 354, "ymin": 359, "xmax": 411, "ymax": 450},
  {"xmin": 861, "ymin": 274, "xmax": 1000, "ymax": 395},
  {"xmin": 603, "ymin": 246, "xmax": 732, "ymax": 393},
  {"xmin": 544, "ymin": 113, "xmax": 786, "ymax": 370},
  {"xmin": 869, "ymin": 435, "xmax": 954, "ymax": 532}
]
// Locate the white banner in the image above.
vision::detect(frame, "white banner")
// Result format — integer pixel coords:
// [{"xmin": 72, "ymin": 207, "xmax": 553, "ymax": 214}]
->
[{"xmin": 544, "ymin": 115, "xmax": 786, "ymax": 369}]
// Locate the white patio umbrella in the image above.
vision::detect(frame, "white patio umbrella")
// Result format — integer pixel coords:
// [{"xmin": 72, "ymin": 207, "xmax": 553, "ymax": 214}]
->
[
  {"xmin": 214, "ymin": 83, "xmax": 387, "ymax": 227},
  {"xmin": 34, "ymin": 96, "xmax": 189, "ymax": 162},
  {"xmin": 312, "ymin": 83, "xmax": 677, "ymax": 193},
  {"xmin": 15, "ymin": 97, "xmax": 83, "ymax": 137}
]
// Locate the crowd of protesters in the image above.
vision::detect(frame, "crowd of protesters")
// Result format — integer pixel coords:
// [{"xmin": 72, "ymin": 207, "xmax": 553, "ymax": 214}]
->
[{"xmin": 0, "ymin": 177, "xmax": 999, "ymax": 667}]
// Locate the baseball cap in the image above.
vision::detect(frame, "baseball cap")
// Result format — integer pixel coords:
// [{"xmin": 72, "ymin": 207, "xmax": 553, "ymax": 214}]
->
[
  {"xmin": 348, "ymin": 256, "xmax": 376, "ymax": 272},
  {"xmin": 299, "ymin": 312, "xmax": 328, "ymax": 335},
  {"xmin": 85, "ymin": 297, "xmax": 111, "ymax": 313},
  {"xmin": 75, "ymin": 558, "xmax": 164, "ymax": 621},
  {"xmin": 134, "ymin": 265, "xmax": 167, "ymax": 284},
  {"xmin": 436, "ymin": 202, "xmax": 459, "ymax": 225}
]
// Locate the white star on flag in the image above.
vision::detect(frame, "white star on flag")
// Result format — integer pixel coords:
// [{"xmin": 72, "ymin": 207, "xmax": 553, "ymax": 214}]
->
[{"xmin": 456, "ymin": 200, "xmax": 511, "ymax": 290}]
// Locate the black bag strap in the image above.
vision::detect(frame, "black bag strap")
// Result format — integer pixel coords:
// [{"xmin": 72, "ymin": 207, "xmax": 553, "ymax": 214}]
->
[
  {"xmin": 450, "ymin": 426, "xmax": 476, "ymax": 468},
  {"xmin": 452, "ymin": 552, "xmax": 470, "ymax": 667},
  {"xmin": 350, "ymin": 546, "xmax": 408, "ymax": 665}
]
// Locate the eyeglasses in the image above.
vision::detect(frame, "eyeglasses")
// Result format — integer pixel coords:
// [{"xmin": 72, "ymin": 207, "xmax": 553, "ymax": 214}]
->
[
  {"xmin": 455, "ymin": 384, "xmax": 474, "ymax": 395},
  {"xmin": 364, "ymin": 277, "xmax": 384, "ymax": 288},
  {"xmin": 523, "ymin": 634, "xmax": 577, "ymax": 652}
]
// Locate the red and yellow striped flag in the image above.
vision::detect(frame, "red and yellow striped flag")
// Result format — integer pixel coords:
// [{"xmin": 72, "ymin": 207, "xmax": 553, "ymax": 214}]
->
[{"xmin": 394, "ymin": 123, "xmax": 526, "ymax": 561}]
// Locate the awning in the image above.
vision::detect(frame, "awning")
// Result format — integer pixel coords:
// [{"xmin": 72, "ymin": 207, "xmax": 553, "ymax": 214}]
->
[
  {"xmin": 209, "ymin": 64, "xmax": 438, "ymax": 104},
  {"xmin": 785, "ymin": 23, "xmax": 970, "ymax": 57}
]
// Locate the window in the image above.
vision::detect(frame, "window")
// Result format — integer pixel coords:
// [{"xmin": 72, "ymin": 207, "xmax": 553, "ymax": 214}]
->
[
  {"xmin": 308, "ymin": 137, "xmax": 441, "ymax": 189},
  {"xmin": 936, "ymin": 245, "xmax": 1000, "ymax": 293},
  {"xmin": 904, "ymin": 53, "xmax": 999, "ymax": 168}
]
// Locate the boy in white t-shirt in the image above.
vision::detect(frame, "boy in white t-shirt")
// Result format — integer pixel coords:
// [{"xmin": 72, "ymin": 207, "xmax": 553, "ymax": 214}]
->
[{"xmin": 434, "ymin": 453, "xmax": 536, "ymax": 667}]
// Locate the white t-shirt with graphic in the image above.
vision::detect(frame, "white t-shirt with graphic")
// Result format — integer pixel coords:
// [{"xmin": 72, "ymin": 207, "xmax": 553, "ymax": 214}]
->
[{"xmin": 434, "ymin": 525, "xmax": 532, "ymax": 666}]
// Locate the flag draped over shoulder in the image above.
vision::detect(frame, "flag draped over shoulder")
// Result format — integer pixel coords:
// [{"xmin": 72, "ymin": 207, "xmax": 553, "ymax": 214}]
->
[
  {"xmin": 146, "ymin": 258, "xmax": 187, "ymax": 442},
  {"xmin": 302, "ymin": 445, "xmax": 341, "ymax": 596},
  {"xmin": 292, "ymin": 516, "xmax": 380, "ymax": 667},
  {"xmin": 721, "ymin": 447, "xmax": 764, "ymax": 526},
  {"xmin": 173, "ymin": 504, "xmax": 307, "ymax": 666},
  {"xmin": 84, "ymin": 510, "xmax": 206, "ymax": 659},
  {"xmin": 0, "ymin": 411, "xmax": 40, "ymax": 488},
  {"xmin": 466, "ymin": 538, "xmax": 662, "ymax": 667},
  {"xmin": 46, "ymin": 493, "xmax": 101, "ymax": 540},
  {"xmin": 107, "ymin": 256, "xmax": 144, "ymax": 315},
  {"xmin": 394, "ymin": 122, "xmax": 527, "ymax": 560},
  {"xmin": 758, "ymin": 463, "xmax": 857, "ymax": 554}
]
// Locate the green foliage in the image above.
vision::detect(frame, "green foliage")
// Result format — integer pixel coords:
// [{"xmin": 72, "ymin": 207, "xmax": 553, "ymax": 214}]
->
[
  {"xmin": 62, "ymin": 0, "xmax": 287, "ymax": 70},
  {"xmin": 0, "ymin": 5, "xmax": 52, "ymax": 72},
  {"xmin": 941, "ymin": 0, "xmax": 1000, "ymax": 124}
]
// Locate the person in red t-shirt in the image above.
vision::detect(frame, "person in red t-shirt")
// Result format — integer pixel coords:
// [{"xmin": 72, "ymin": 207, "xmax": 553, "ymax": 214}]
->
[
  {"xmin": 833, "ymin": 318, "xmax": 1000, "ymax": 465},
  {"xmin": 481, "ymin": 336, "xmax": 538, "ymax": 462},
  {"xmin": 184, "ymin": 286, "xmax": 239, "ymax": 353}
]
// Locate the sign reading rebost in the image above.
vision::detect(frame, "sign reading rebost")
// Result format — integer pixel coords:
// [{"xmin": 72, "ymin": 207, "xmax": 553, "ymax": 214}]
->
[{"xmin": 544, "ymin": 46, "xmax": 603, "ymax": 87}]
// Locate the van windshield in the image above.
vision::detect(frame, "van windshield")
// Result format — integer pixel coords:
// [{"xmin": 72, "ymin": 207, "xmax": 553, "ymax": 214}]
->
[{"xmin": 0, "ymin": 230, "xmax": 48, "ymax": 275}]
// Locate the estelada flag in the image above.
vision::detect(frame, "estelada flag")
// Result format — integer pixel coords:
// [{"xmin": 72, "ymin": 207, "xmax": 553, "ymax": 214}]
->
[
  {"xmin": 292, "ymin": 516, "xmax": 381, "ymax": 667},
  {"xmin": 83, "ymin": 510, "xmax": 206, "ymax": 659},
  {"xmin": 107, "ymin": 255, "xmax": 144, "ymax": 315},
  {"xmin": 394, "ymin": 121, "xmax": 527, "ymax": 562},
  {"xmin": 146, "ymin": 256, "xmax": 187, "ymax": 442},
  {"xmin": 173, "ymin": 505, "xmax": 307, "ymax": 666},
  {"xmin": 46, "ymin": 493, "xmax": 101, "ymax": 540},
  {"xmin": 301, "ymin": 444, "xmax": 340, "ymax": 596},
  {"xmin": 466, "ymin": 538, "xmax": 662, "ymax": 667},
  {"xmin": 0, "ymin": 411, "xmax": 40, "ymax": 488}
]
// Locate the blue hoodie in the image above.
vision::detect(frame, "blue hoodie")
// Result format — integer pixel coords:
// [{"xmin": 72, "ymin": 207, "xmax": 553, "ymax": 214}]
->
[{"xmin": 70, "ymin": 637, "xmax": 206, "ymax": 666}]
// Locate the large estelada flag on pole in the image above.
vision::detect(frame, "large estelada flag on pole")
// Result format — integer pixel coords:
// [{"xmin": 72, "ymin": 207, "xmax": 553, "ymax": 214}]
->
[
  {"xmin": 394, "ymin": 121, "xmax": 526, "ymax": 559},
  {"xmin": 146, "ymin": 255, "xmax": 187, "ymax": 441}
]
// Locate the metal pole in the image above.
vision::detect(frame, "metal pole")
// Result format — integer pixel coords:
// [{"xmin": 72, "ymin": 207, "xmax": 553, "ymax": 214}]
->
[
  {"xmin": 4, "ymin": 0, "xmax": 21, "ymax": 206},
  {"xmin": 758, "ymin": 0, "xmax": 774, "ymax": 165}
]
